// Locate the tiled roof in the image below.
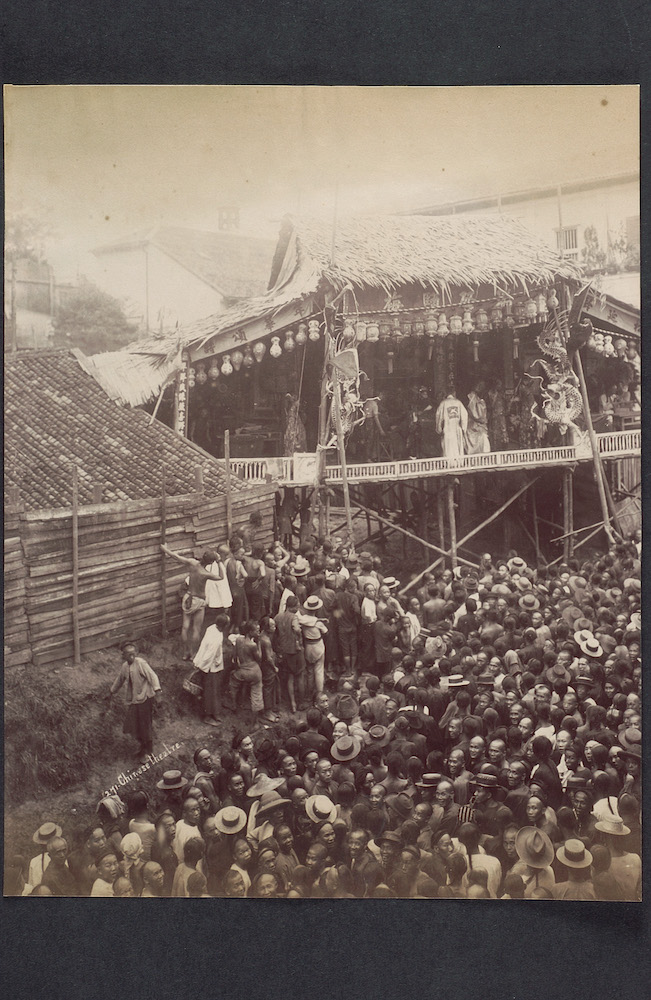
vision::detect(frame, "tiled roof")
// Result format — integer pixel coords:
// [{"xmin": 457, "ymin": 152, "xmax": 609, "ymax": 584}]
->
[
  {"xmin": 4, "ymin": 349, "xmax": 253, "ymax": 512},
  {"xmin": 93, "ymin": 226, "xmax": 276, "ymax": 299}
]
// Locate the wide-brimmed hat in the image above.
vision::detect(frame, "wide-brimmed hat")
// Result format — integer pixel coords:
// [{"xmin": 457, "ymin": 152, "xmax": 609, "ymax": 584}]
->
[
  {"xmin": 303, "ymin": 595, "xmax": 323, "ymax": 612},
  {"xmin": 491, "ymin": 583, "xmax": 513, "ymax": 596},
  {"xmin": 627, "ymin": 612, "xmax": 641, "ymax": 631},
  {"xmin": 345, "ymin": 554, "xmax": 359, "ymax": 568},
  {"xmin": 156, "ymin": 770, "xmax": 188, "ymax": 791},
  {"xmin": 618, "ymin": 727, "xmax": 641, "ymax": 758},
  {"xmin": 255, "ymin": 737, "xmax": 278, "ymax": 761},
  {"xmin": 331, "ymin": 735, "xmax": 361, "ymax": 762},
  {"xmin": 476, "ymin": 672, "xmax": 495, "ymax": 688},
  {"xmin": 426, "ymin": 635, "xmax": 447, "ymax": 657},
  {"xmin": 364, "ymin": 725, "xmax": 391, "ymax": 748},
  {"xmin": 382, "ymin": 576, "xmax": 400, "ymax": 590},
  {"xmin": 415, "ymin": 773, "xmax": 443, "ymax": 789},
  {"xmin": 519, "ymin": 593, "xmax": 540, "ymax": 611},
  {"xmin": 33, "ymin": 822, "xmax": 63, "ymax": 845},
  {"xmin": 574, "ymin": 674, "xmax": 593, "ymax": 686},
  {"xmin": 561, "ymin": 605, "xmax": 583, "ymax": 625},
  {"xmin": 574, "ymin": 630, "xmax": 603, "ymax": 658},
  {"xmin": 515, "ymin": 577, "xmax": 533, "ymax": 593},
  {"xmin": 565, "ymin": 774, "xmax": 589, "ymax": 792},
  {"xmin": 545, "ymin": 662, "xmax": 571, "ymax": 685},
  {"xmin": 385, "ymin": 792, "xmax": 414, "ymax": 820},
  {"xmin": 376, "ymin": 831, "xmax": 403, "ymax": 847},
  {"xmin": 508, "ymin": 557, "xmax": 527, "ymax": 572},
  {"xmin": 556, "ymin": 839, "xmax": 593, "ymax": 869},
  {"xmin": 215, "ymin": 806, "xmax": 247, "ymax": 835},
  {"xmin": 469, "ymin": 773, "xmax": 505, "ymax": 800},
  {"xmin": 448, "ymin": 674, "xmax": 469, "ymax": 688},
  {"xmin": 305, "ymin": 794, "xmax": 337, "ymax": 824},
  {"xmin": 605, "ymin": 587, "xmax": 623, "ymax": 604},
  {"xmin": 256, "ymin": 790, "xmax": 291, "ymax": 819},
  {"xmin": 335, "ymin": 694, "xmax": 359, "ymax": 721},
  {"xmin": 594, "ymin": 815, "xmax": 630, "ymax": 836},
  {"xmin": 623, "ymin": 577, "xmax": 640, "ymax": 593},
  {"xmin": 515, "ymin": 826, "xmax": 554, "ymax": 868},
  {"xmin": 246, "ymin": 775, "xmax": 285, "ymax": 798},
  {"xmin": 568, "ymin": 575, "xmax": 588, "ymax": 593},
  {"xmin": 404, "ymin": 711, "xmax": 424, "ymax": 731},
  {"xmin": 573, "ymin": 617, "xmax": 594, "ymax": 633},
  {"xmin": 292, "ymin": 564, "xmax": 309, "ymax": 577}
]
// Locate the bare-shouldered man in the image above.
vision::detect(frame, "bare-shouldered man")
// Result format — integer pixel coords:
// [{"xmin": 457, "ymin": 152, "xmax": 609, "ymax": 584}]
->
[{"xmin": 161, "ymin": 545, "xmax": 225, "ymax": 659}]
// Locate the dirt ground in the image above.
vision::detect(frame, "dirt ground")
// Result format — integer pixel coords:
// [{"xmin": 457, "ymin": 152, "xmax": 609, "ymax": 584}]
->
[{"xmin": 4, "ymin": 517, "xmax": 422, "ymax": 868}]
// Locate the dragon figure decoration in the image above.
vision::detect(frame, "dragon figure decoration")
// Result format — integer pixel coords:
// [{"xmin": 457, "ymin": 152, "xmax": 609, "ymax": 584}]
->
[{"xmin": 525, "ymin": 286, "xmax": 593, "ymax": 439}]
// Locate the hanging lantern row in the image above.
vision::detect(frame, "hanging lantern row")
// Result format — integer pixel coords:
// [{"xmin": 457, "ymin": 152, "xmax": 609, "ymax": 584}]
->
[{"xmin": 188, "ymin": 319, "xmax": 324, "ymax": 379}]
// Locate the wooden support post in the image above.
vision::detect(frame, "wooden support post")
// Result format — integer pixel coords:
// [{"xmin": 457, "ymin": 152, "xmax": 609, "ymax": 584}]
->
[
  {"xmin": 446, "ymin": 479, "xmax": 457, "ymax": 569},
  {"xmin": 325, "ymin": 491, "xmax": 331, "ymax": 537},
  {"xmin": 332, "ymin": 373, "xmax": 355, "ymax": 549},
  {"xmin": 399, "ymin": 482, "xmax": 408, "ymax": 557},
  {"xmin": 71, "ymin": 465, "xmax": 81, "ymax": 665},
  {"xmin": 420, "ymin": 479, "xmax": 429, "ymax": 561},
  {"xmin": 572, "ymin": 348, "xmax": 616, "ymax": 544},
  {"xmin": 437, "ymin": 488, "xmax": 446, "ymax": 553},
  {"xmin": 160, "ymin": 464, "xmax": 168, "ymax": 639},
  {"xmin": 332, "ymin": 488, "xmax": 478, "ymax": 568},
  {"xmin": 562, "ymin": 468, "xmax": 570, "ymax": 563},
  {"xmin": 531, "ymin": 482, "xmax": 541, "ymax": 564},
  {"xmin": 224, "ymin": 429, "xmax": 233, "ymax": 538},
  {"xmin": 454, "ymin": 475, "xmax": 541, "ymax": 553},
  {"xmin": 567, "ymin": 468, "xmax": 574, "ymax": 560}
]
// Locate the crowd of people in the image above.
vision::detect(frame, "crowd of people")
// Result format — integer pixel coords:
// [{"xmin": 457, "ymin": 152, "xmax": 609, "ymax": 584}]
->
[{"xmin": 8, "ymin": 528, "xmax": 642, "ymax": 899}]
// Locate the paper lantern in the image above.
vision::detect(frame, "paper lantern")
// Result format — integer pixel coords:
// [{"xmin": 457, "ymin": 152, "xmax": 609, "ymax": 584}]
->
[
  {"xmin": 253, "ymin": 341, "xmax": 267, "ymax": 362},
  {"xmin": 308, "ymin": 320, "xmax": 321, "ymax": 342},
  {"xmin": 295, "ymin": 323, "xmax": 307, "ymax": 346},
  {"xmin": 514, "ymin": 299, "xmax": 526, "ymax": 324},
  {"xmin": 270, "ymin": 336, "xmax": 282, "ymax": 358},
  {"xmin": 437, "ymin": 312, "xmax": 449, "ymax": 336},
  {"xmin": 524, "ymin": 298, "xmax": 537, "ymax": 323},
  {"xmin": 450, "ymin": 314, "xmax": 463, "ymax": 336},
  {"xmin": 207, "ymin": 360, "xmax": 220, "ymax": 380},
  {"xmin": 403, "ymin": 321, "xmax": 413, "ymax": 338},
  {"xmin": 475, "ymin": 308, "xmax": 489, "ymax": 333},
  {"xmin": 462, "ymin": 310, "xmax": 474, "ymax": 335},
  {"xmin": 391, "ymin": 316, "xmax": 402, "ymax": 342},
  {"xmin": 188, "ymin": 368, "xmax": 196, "ymax": 388},
  {"xmin": 379, "ymin": 321, "xmax": 391, "ymax": 341},
  {"xmin": 413, "ymin": 320, "xmax": 425, "ymax": 338},
  {"xmin": 366, "ymin": 322, "xmax": 379, "ymax": 342},
  {"xmin": 356, "ymin": 320, "xmax": 367, "ymax": 342},
  {"xmin": 284, "ymin": 330, "xmax": 296, "ymax": 353},
  {"xmin": 242, "ymin": 346, "xmax": 254, "ymax": 369},
  {"xmin": 603, "ymin": 335, "xmax": 615, "ymax": 358},
  {"xmin": 231, "ymin": 350, "xmax": 244, "ymax": 372},
  {"xmin": 221, "ymin": 354, "xmax": 233, "ymax": 375},
  {"xmin": 196, "ymin": 366, "xmax": 208, "ymax": 385},
  {"xmin": 425, "ymin": 312, "xmax": 438, "ymax": 337}
]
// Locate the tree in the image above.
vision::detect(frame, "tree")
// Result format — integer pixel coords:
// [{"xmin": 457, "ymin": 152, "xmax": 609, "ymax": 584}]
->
[
  {"xmin": 5, "ymin": 212, "xmax": 49, "ymax": 352},
  {"xmin": 51, "ymin": 278, "xmax": 138, "ymax": 354},
  {"xmin": 581, "ymin": 225, "xmax": 607, "ymax": 273}
]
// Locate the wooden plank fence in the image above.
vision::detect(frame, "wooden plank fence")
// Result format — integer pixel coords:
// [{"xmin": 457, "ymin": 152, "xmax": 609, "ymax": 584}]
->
[{"xmin": 4, "ymin": 470, "xmax": 276, "ymax": 668}]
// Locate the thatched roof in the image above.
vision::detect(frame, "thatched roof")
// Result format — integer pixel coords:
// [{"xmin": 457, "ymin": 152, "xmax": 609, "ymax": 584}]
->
[
  {"xmin": 269, "ymin": 214, "xmax": 583, "ymax": 296},
  {"xmin": 87, "ymin": 213, "xmax": 582, "ymax": 407}
]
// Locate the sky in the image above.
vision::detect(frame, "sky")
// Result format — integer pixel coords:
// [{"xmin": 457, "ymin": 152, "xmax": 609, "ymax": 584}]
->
[{"xmin": 4, "ymin": 85, "xmax": 639, "ymax": 280}]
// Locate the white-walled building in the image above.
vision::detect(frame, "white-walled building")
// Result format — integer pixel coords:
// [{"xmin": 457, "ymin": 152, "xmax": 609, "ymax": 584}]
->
[
  {"xmin": 91, "ymin": 226, "xmax": 276, "ymax": 334},
  {"xmin": 406, "ymin": 172, "xmax": 640, "ymax": 306}
]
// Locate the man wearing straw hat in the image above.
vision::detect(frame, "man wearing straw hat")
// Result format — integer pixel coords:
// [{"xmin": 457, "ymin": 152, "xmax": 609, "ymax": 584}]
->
[
  {"xmin": 552, "ymin": 840, "xmax": 596, "ymax": 900},
  {"xmin": 39, "ymin": 836, "xmax": 78, "ymax": 896},
  {"xmin": 511, "ymin": 826, "xmax": 556, "ymax": 898},
  {"xmin": 297, "ymin": 595, "xmax": 328, "ymax": 698},
  {"xmin": 594, "ymin": 814, "xmax": 641, "ymax": 901},
  {"xmin": 28, "ymin": 821, "xmax": 62, "ymax": 887}
]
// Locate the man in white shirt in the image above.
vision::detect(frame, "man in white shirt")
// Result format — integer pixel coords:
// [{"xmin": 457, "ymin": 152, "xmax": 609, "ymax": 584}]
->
[
  {"xmin": 174, "ymin": 796, "xmax": 204, "ymax": 863},
  {"xmin": 90, "ymin": 849, "xmax": 120, "ymax": 897}
]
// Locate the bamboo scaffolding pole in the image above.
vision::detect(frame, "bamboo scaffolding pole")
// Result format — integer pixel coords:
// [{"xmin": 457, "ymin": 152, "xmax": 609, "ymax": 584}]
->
[
  {"xmin": 446, "ymin": 479, "xmax": 457, "ymax": 569},
  {"xmin": 71, "ymin": 465, "xmax": 81, "ymax": 665},
  {"xmin": 224, "ymin": 429, "xmax": 233, "ymax": 538},
  {"xmin": 160, "ymin": 464, "xmax": 168, "ymax": 638},
  {"xmin": 531, "ymin": 483, "xmax": 541, "ymax": 563},
  {"xmin": 572, "ymin": 348, "xmax": 616, "ymax": 545}
]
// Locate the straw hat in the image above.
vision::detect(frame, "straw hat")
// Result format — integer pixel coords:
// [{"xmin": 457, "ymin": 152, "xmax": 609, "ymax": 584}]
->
[
  {"xmin": 519, "ymin": 592, "xmax": 540, "ymax": 611},
  {"xmin": 382, "ymin": 576, "xmax": 400, "ymax": 590},
  {"xmin": 303, "ymin": 595, "xmax": 323, "ymax": 612},
  {"xmin": 508, "ymin": 557, "xmax": 527, "ymax": 572},
  {"xmin": 363, "ymin": 725, "xmax": 391, "ymax": 748},
  {"xmin": 33, "ymin": 822, "xmax": 63, "ymax": 846},
  {"xmin": 305, "ymin": 795, "xmax": 337, "ymax": 824},
  {"xmin": 246, "ymin": 775, "xmax": 285, "ymax": 798},
  {"xmin": 556, "ymin": 839, "xmax": 593, "ymax": 869},
  {"xmin": 256, "ymin": 790, "xmax": 291, "ymax": 819},
  {"xmin": 594, "ymin": 815, "xmax": 630, "ymax": 836},
  {"xmin": 156, "ymin": 770, "xmax": 188, "ymax": 791},
  {"xmin": 214, "ymin": 806, "xmax": 247, "ymax": 835},
  {"xmin": 574, "ymin": 630, "xmax": 603, "ymax": 658},
  {"xmin": 330, "ymin": 735, "xmax": 361, "ymax": 762},
  {"xmin": 617, "ymin": 727, "xmax": 641, "ymax": 758}
]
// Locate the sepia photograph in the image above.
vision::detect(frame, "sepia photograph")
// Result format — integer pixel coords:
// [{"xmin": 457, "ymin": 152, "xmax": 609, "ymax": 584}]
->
[{"xmin": 4, "ymin": 84, "xmax": 641, "ymax": 900}]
